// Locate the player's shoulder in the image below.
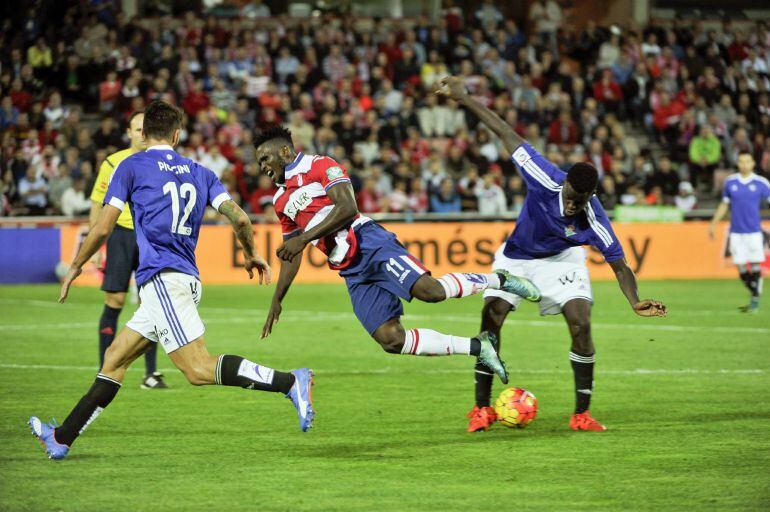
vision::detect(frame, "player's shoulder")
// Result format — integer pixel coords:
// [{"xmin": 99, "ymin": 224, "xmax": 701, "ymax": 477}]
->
[
  {"xmin": 105, "ymin": 148, "xmax": 136, "ymax": 169},
  {"xmin": 752, "ymin": 174, "xmax": 770, "ymax": 188},
  {"xmin": 724, "ymin": 173, "xmax": 741, "ymax": 183}
]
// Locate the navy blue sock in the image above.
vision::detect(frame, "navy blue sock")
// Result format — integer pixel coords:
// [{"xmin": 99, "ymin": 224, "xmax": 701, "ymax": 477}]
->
[
  {"xmin": 144, "ymin": 342, "xmax": 158, "ymax": 375},
  {"xmin": 98, "ymin": 306, "xmax": 121, "ymax": 367}
]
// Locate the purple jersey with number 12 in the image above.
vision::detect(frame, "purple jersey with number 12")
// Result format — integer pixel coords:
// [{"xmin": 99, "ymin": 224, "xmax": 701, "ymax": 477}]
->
[{"xmin": 104, "ymin": 144, "xmax": 231, "ymax": 287}]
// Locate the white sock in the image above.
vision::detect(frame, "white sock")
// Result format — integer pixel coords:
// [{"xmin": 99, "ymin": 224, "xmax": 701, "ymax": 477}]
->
[
  {"xmin": 436, "ymin": 273, "xmax": 501, "ymax": 299},
  {"xmin": 400, "ymin": 328, "xmax": 472, "ymax": 355}
]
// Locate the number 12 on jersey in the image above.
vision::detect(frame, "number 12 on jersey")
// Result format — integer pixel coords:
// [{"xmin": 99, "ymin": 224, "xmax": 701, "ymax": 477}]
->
[{"xmin": 163, "ymin": 181, "xmax": 197, "ymax": 236}]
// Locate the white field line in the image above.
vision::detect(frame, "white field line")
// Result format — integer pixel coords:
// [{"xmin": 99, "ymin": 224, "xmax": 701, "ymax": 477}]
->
[
  {"xmin": 1, "ymin": 298, "xmax": 769, "ymax": 334},
  {"xmin": 0, "ymin": 362, "xmax": 764, "ymax": 376}
]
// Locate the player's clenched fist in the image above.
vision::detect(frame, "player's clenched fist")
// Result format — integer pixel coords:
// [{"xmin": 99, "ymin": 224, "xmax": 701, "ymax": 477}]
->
[
  {"xmin": 633, "ymin": 300, "xmax": 668, "ymax": 317},
  {"xmin": 435, "ymin": 76, "xmax": 468, "ymax": 101}
]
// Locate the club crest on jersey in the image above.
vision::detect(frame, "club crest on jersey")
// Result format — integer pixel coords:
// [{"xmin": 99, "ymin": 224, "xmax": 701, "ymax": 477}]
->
[
  {"xmin": 564, "ymin": 225, "xmax": 577, "ymax": 237},
  {"xmin": 326, "ymin": 166, "xmax": 344, "ymax": 180}
]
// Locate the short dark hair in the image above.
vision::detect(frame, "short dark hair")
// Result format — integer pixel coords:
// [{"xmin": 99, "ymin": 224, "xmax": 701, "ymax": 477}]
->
[
  {"xmin": 253, "ymin": 125, "xmax": 293, "ymax": 150},
  {"xmin": 567, "ymin": 163, "xmax": 599, "ymax": 194},
  {"xmin": 127, "ymin": 109, "xmax": 144, "ymax": 126},
  {"xmin": 737, "ymin": 150, "xmax": 753, "ymax": 158},
  {"xmin": 143, "ymin": 101, "xmax": 182, "ymax": 140}
]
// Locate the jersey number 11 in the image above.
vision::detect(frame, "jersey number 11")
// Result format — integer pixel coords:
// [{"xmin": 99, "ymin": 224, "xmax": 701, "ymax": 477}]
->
[{"xmin": 163, "ymin": 181, "xmax": 197, "ymax": 236}]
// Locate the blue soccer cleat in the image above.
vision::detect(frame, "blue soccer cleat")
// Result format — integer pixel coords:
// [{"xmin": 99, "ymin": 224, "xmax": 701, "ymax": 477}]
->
[
  {"xmin": 29, "ymin": 416, "xmax": 69, "ymax": 460},
  {"xmin": 286, "ymin": 368, "xmax": 315, "ymax": 432}
]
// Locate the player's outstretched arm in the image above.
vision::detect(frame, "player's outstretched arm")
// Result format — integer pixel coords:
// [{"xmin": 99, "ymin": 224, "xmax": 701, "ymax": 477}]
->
[
  {"xmin": 219, "ymin": 199, "xmax": 271, "ymax": 284},
  {"xmin": 262, "ymin": 251, "xmax": 302, "ymax": 339},
  {"xmin": 59, "ymin": 205, "xmax": 121, "ymax": 303},
  {"xmin": 436, "ymin": 76, "xmax": 525, "ymax": 156},
  {"xmin": 276, "ymin": 182, "xmax": 359, "ymax": 262},
  {"xmin": 608, "ymin": 259, "xmax": 668, "ymax": 317},
  {"xmin": 708, "ymin": 202, "xmax": 729, "ymax": 240}
]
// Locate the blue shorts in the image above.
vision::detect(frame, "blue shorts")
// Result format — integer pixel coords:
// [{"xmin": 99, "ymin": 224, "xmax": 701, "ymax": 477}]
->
[{"xmin": 339, "ymin": 222, "xmax": 429, "ymax": 334}]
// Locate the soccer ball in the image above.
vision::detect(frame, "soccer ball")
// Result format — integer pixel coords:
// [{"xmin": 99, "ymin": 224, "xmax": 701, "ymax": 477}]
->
[{"xmin": 494, "ymin": 387, "xmax": 538, "ymax": 428}]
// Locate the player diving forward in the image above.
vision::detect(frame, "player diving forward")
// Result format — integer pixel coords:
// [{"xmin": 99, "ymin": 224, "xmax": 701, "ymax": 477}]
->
[
  {"xmin": 254, "ymin": 126, "xmax": 541, "ymax": 382},
  {"xmin": 709, "ymin": 151, "xmax": 769, "ymax": 312},
  {"xmin": 435, "ymin": 76, "xmax": 668, "ymax": 432},
  {"xmin": 29, "ymin": 101, "xmax": 314, "ymax": 461}
]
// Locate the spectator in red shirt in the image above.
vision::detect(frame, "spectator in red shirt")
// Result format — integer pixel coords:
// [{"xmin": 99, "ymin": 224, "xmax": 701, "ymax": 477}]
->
[
  {"xmin": 10, "ymin": 79, "xmax": 32, "ymax": 113},
  {"xmin": 727, "ymin": 30, "xmax": 749, "ymax": 63},
  {"xmin": 593, "ymin": 69, "xmax": 623, "ymax": 115},
  {"xmin": 182, "ymin": 80, "xmax": 210, "ymax": 118},
  {"xmin": 586, "ymin": 139, "xmax": 612, "ymax": 177},
  {"xmin": 357, "ymin": 176, "xmax": 384, "ymax": 213},
  {"xmin": 98, "ymin": 71, "xmax": 122, "ymax": 113},
  {"xmin": 548, "ymin": 109, "xmax": 579, "ymax": 148},
  {"xmin": 653, "ymin": 92, "xmax": 687, "ymax": 145},
  {"xmin": 248, "ymin": 174, "xmax": 277, "ymax": 215}
]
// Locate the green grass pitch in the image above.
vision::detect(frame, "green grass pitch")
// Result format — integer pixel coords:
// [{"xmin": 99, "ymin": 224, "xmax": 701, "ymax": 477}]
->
[{"xmin": 0, "ymin": 280, "xmax": 768, "ymax": 511}]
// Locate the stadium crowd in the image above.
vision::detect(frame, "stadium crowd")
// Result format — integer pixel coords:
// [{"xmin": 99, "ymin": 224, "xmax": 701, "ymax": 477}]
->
[{"xmin": 1, "ymin": 0, "xmax": 770, "ymax": 219}]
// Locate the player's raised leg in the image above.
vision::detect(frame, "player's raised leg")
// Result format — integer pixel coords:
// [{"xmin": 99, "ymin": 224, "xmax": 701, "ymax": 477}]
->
[
  {"xmin": 166, "ymin": 337, "xmax": 314, "ymax": 432},
  {"xmin": 410, "ymin": 266, "xmax": 540, "ymax": 303},
  {"xmin": 371, "ymin": 317, "xmax": 507, "ymax": 383},
  {"xmin": 29, "ymin": 326, "xmax": 152, "ymax": 460},
  {"xmin": 562, "ymin": 299, "xmax": 606, "ymax": 432},
  {"xmin": 467, "ymin": 297, "xmax": 513, "ymax": 432}
]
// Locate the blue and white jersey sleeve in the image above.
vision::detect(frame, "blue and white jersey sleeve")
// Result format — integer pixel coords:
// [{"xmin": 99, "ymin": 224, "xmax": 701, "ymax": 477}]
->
[
  {"xmin": 761, "ymin": 178, "xmax": 770, "ymax": 203},
  {"xmin": 585, "ymin": 197, "xmax": 625, "ymax": 262},
  {"xmin": 205, "ymin": 167, "xmax": 231, "ymax": 211},
  {"xmin": 104, "ymin": 159, "xmax": 133, "ymax": 211},
  {"xmin": 510, "ymin": 143, "xmax": 565, "ymax": 193}
]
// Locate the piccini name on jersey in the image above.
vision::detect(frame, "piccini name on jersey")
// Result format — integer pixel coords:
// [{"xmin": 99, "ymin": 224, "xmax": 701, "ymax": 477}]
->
[{"xmin": 157, "ymin": 160, "xmax": 191, "ymax": 174}]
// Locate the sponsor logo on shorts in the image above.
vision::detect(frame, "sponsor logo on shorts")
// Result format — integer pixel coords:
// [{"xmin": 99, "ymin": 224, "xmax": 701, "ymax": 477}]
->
[
  {"xmin": 558, "ymin": 270, "xmax": 587, "ymax": 286},
  {"xmin": 154, "ymin": 325, "xmax": 170, "ymax": 344}
]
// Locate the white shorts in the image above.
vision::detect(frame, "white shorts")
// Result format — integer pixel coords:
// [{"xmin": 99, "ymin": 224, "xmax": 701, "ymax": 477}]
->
[
  {"xmin": 484, "ymin": 245, "xmax": 592, "ymax": 315},
  {"xmin": 729, "ymin": 232, "xmax": 765, "ymax": 265},
  {"xmin": 126, "ymin": 271, "xmax": 205, "ymax": 353}
]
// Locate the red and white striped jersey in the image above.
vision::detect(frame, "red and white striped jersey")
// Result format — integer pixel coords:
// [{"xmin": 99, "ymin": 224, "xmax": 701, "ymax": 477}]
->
[{"xmin": 273, "ymin": 152, "xmax": 370, "ymax": 269}]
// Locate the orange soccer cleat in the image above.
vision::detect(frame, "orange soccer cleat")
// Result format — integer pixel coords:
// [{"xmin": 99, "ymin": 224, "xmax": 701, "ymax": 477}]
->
[
  {"xmin": 466, "ymin": 406, "xmax": 497, "ymax": 432},
  {"xmin": 569, "ymin": 411, "xmax": 607, "ymax": 431}
]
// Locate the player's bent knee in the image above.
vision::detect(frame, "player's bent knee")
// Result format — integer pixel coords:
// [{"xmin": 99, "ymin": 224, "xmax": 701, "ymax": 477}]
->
[
  {"xmin": 105, "ymin": 292, "xmax": 126, "ymax": 309},
  {"xmin": 412, "ymin": 276, "xmax": 445, "ymax": 303},
  {"xmin": 181, "ymin": 365, "xmax": 212, "ymax": 386},
  {"xmin": 373, "ymin": 323, "xmax": 406, "ymax": 354}
]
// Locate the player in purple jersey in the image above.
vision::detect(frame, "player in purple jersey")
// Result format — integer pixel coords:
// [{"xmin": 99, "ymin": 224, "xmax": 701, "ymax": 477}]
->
[
  {"xmin": 709, "ymin": 151, "xmax": 770, "ymax": 313},
  {"xmin": 437, "ymin": 76, "xmax": 667, "ymax": 433},
  {"xmin": 29, "ymin": 101, "xmax": 314, "ymax": 461}
]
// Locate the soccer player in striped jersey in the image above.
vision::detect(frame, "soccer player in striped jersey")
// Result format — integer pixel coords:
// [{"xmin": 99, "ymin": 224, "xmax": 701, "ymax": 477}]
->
[
  {"xmin": 254, "ymin": 126, "xmax": 542, "ymax": 384},
  {"xmin": 709, "ymin": 151, "xmax": 770, "ymax": 313},
  {"xmin": 437, "ymin": 76, "xmax": 667, "ymax": 432}
]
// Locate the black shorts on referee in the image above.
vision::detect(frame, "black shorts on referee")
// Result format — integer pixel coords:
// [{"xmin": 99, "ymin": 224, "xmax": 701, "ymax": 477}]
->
[{"xmin": 102, "ymin": 225, "xmax": 139, "ymax": 293}]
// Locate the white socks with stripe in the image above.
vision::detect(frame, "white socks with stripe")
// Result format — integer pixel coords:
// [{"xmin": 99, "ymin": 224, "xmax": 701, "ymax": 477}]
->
[
  {"xmin": 400, "ymin": 328, "xmax": 472, "ymax": 356},
  {"xmin": 436, "ymin": 273, "xmax": 501, "ymax": 299}
]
